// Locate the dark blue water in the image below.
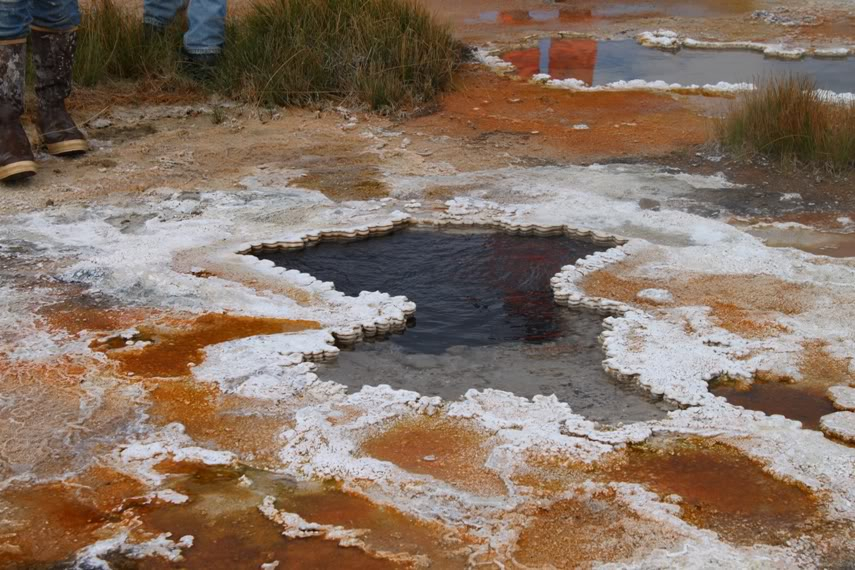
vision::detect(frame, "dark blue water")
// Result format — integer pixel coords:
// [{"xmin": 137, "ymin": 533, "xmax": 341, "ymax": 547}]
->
[
  {"xmin": 257, "ymin": 229, "xmax": 671, "ymax": 422},
  {"xmin": 261, "ymin": 229, "xmax": 603, "ymax": 354}
]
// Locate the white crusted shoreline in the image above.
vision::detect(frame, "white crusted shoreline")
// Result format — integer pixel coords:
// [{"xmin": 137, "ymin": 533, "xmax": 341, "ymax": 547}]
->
[{"xmin": 3, "ymin": 163, "xmax": 855, "ymax": 567}]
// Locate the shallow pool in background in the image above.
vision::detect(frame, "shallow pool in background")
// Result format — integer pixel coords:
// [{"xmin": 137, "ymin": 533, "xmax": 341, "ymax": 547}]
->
[{"xmin": 502, "ymin": 40, "xmax": 855, "ymax": 92}]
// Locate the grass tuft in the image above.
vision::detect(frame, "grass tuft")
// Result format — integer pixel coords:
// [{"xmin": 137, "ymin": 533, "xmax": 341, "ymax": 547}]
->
[
  {"xmin": 74, "ymin": 0, "xmax": 462, "ymax": 111},
  {"xmin": 716, "ymin": 75, "xmax": 855, "ymax": 173}
]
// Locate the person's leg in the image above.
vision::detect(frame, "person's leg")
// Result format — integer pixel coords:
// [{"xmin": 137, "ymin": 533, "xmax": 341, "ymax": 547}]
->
[
  {"xmin": 0, "ymin": 0, "xmax": 37, "ymax": 181},
  {"xmin": 0, "ymin": 0, "xmax": 31, "ymax": 41},
  {"xmin": 143, "ymin": 0, "xmax": 185, "ymax": 30},
  {"xmin": 0, "ymin": 40, "xmax": 38, "ymax": 181},
  {"xmin": 30, "ymin": 0, "xmax": 87, "ymax": 156},
  {"xmin": 183, "ymin": 0, "xmax": 225, "ymax": 58}
]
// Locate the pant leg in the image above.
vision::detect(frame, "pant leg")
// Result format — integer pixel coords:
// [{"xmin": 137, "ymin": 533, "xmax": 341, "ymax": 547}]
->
[
  {"xmin": 144, "ymin": 0, "xmax": 185, "ymax": 28},
  {"xmin": 30, "ymin": 0, "xmax": 78, "ymax": 31},
  {"xmin": 183, "ymin": 0, "xmax": 224, "ymax": 55},
  {"xmin": 0, "ymin": 0, "xmax": 32, "ymax": 41}
]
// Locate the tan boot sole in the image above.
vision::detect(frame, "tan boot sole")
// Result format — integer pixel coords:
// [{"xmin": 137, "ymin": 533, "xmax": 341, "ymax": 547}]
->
[
  {"xmin": 0, "ymin": 161, "xmax": 37, "ymax": 182},
  {"xmin": 46, "ymin": 139, "xmax": 88, "ymax": 156}
]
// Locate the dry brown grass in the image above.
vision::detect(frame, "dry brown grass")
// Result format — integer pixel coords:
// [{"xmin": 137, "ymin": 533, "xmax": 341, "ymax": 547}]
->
[
  {"xmin": 717, "ymin": 75, "xmax": 855, "ymax": 173},
  {"xmin": 74, "ymin": 0, "xmax": 463, "ymax": 111}
]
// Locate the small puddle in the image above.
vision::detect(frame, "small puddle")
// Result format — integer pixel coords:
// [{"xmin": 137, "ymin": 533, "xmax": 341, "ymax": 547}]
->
[
  {"xmin": 502, "ymin": 40, "xmax": 855, "ymax": 92},
  {"xmin": 257, "ymin": 228, "xmax": 673, "ymax": 423},
  {"xmin": 712, "ymin": 379, "xmax": 837, "ymax": 430},
  {"xmin": 93, "ymin": 313, "xmax": 320, "ymax": 378},
  {"xmin": 602, "ymin": 437, "xmax": 820, "ymax": 545},
  {"xmin": 739, "ymin": 224, "xmax": 855, "ymax": 258}
]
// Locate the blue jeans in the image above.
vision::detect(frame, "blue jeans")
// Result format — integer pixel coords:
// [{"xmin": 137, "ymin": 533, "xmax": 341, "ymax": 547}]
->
[
  {"xmin": 0, "ymin": 0, "xmax": 80, "ymax": 40},
  {"xmin": 144, "ymin": 0, "xmax": 225, "ymax": 55}
]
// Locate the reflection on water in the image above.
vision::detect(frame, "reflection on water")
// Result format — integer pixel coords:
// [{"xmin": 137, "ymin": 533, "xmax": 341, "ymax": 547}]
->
[
  {"xmin": 503, "ymin": 40, "xmax": 855, "ymax": 92},
  {"xmin": 468, "ymin": 0, "xmax": 758, "ymax": 25},
  {"xmin": 258, "ymin": 229, "xmax": 673, "ymax": 422},
  {"xmin": 505, "ymin": 38, "xmax": 599, "ymax": 84},
  {"xmin": 263, "ymin": 229, "xmax": 605, "ymax": 353}
]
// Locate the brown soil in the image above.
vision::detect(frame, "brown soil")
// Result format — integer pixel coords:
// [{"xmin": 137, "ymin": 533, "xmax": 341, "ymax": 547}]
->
[
  {"xmin": 285, "ymin": 149, "xmax": 389, "ymax": 201},
  {"xmin": 359, "ymin": 415, "xmax": 506, "ymax": 496},
  {"xmin": 93, "ymin": 313, "xmax": 319, "ymax": 378},
  {"xmin": 600, "ymin": 437, "xmax": 820, "ymax": 546},
  {"xmin": 1, "ymin": 108, "xmax": 397, "ymax": 215},
  {"xmin": 406, "ymin": 68, "xmax": 711, "ymax": 167}
]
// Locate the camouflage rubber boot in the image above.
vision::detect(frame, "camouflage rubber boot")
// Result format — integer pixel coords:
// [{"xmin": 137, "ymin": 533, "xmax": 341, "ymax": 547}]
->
[
  {"xmin": 0, "ymin": 42, "xmax": 37, "ymax": 182},
  {"xmin": 31, "ymin": 29, "xmax": 88, "ymax": 156}
]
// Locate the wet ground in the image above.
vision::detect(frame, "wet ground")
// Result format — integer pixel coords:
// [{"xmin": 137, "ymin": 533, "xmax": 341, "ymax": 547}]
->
[
  {"xmin": 258, "ymin": 228, "xmax": 671, "ymax": 422},
  {"xmin": 712, "ymin": 380, "xmax": 836, "ymax": 430},
  {"xmin": 503, "ymin": 39, "xmax": 855, "ymax": 91},
  {"xmin": 736, "ymin": 223, "xmax": 855, "ymax": 258},
  {"xmin": 600, "ymin": 437, "xmax": 822, "ymax": 546}
]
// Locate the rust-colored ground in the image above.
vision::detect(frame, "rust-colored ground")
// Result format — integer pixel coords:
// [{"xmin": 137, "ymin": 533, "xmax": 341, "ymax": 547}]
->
[
  {"xmin": 714, "ymin": 340, "xmax": 855, "ymax": 428},
  {"xmin": 94, "ymin": 313, "xmax": 319, "ymax": 378},
  {"xmin": 286, "ymin": 150, "xmax": 390, "ymax": 201},
  {"xmin": 600, "ymin": 438, "xmax": 820, "ymax": 546},
  {"xmin": 38, "ymin": 295, "xmax": 166, "ymax": 338},
  {"xmin": 0, "ymin": 467, "xmax": 145, "ymax": 566},
  {"xmin": 359, "ymin": 415, "xmax": 506, "ymax": 496},
  {"xmin": 0, "ymin": 356, "xmax": 142, "ymax": 483},
  {"xmin": 277, "ymin": 482, "xmax": 471, "ymax": 568},
  {"xmin": 712, "ymin": 380, "xmax": 836, "ymax": 430},
  {"xmin": 407, "ymin": 68, "xmax": 711, "ymax": 166},
  {"xmin": 145, "ymin": 379, "xmax": 294, "ymax": 468},
  {"xmin": 115, "ymin": 465, "xmax": 404, "ymax": 570},
  {"xmin": 800, "ymin": 340, "xmax": 855, "ymax": 388},
  {"xmin": 513, "ymin": 488, "xmax": 680, "ymax": 568},
  {"xmin": 581, "ymin": 261, "xmax": 812, "ymax": 338}
]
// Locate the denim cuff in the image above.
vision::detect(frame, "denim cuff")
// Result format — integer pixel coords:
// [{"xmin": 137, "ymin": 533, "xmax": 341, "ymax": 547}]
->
[
  {"xmin": 142, "ymin": 15, "xmax": 169, "ymax": 28},
  {"xmin": 30, "ymin": 24, "xmax": 78, "ymax": 33},
  {"xmin": 183, "ymin": 45, "xmax": 222, "ymax": 55}
]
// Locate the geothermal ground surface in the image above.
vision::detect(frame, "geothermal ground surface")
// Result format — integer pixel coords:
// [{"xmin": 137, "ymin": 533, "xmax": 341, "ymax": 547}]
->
[{"xmin": 2, "ymin": 0, "xmax": 855, "ymax": 567}]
